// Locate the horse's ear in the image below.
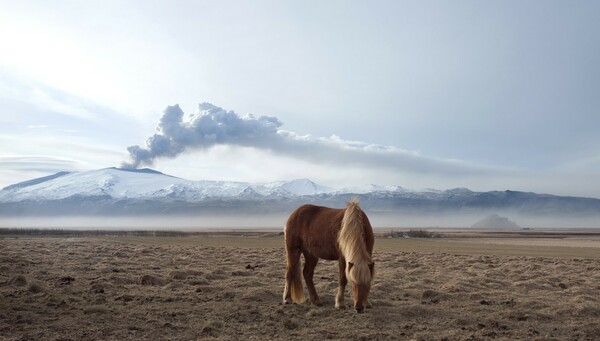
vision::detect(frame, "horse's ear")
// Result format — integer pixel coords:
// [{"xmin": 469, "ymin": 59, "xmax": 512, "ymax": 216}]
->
[{"xmin": 348, "ymin": 262, "xmax": 354, "ymax": 270}]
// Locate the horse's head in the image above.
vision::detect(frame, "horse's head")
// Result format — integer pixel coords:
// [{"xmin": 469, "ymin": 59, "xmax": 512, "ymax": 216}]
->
[{"xmin": 347, "ymin": 261, "xmax": 374, "ymax": 313}]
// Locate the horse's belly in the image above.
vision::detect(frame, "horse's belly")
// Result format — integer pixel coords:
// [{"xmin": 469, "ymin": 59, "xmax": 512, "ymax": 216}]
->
[{"xmin": 304, "ymin": 245, "xmax": 339, "ymax": 261}]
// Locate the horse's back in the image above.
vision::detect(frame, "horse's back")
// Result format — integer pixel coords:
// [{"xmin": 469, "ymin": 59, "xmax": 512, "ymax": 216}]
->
[
  {"xmin": 285, "ymin": 204, "xmax": 345, "ymax": 260},
  {"xmin": 285, "ymin": 204, "xmax": 344, "ymax": 232}
]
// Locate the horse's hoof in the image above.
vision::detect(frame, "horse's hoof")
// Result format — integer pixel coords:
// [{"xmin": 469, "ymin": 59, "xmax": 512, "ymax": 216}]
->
[
  {"xmin": 312, "ymin": 300, "xmax": 323, "ymax": 307},
  {"xmin": 335, "ymin": 304, "xmax": 346, "ymax": 310}
]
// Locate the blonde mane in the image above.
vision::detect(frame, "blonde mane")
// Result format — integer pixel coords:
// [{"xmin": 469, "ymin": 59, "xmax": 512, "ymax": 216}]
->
[{"xmin": 338, "ymin": 199, "xmax": 373, "ymax": 285}]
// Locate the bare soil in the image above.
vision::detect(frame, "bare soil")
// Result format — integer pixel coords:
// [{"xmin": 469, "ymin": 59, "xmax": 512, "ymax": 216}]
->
[{"xmin": 1, "ymin": 232, "xmax": 600, "ymax": 340}]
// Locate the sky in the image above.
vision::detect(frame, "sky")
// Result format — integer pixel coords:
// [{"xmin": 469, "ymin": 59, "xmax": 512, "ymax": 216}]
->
[{"xmin": 1, "ymin": 1, "xmax": 599, "ymax": 197}]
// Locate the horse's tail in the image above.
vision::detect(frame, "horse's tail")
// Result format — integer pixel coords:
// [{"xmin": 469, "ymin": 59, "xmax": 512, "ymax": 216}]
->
[
  {"xmin": 284, "ymin": 221, "xmax": 305, "ymax": 303},
  {"xmin": 289, "ymin": 258, "xmax": 305, "ymax": 303}
]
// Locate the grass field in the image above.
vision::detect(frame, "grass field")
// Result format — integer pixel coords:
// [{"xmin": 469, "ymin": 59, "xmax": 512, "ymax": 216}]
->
[
  {"xmin": 96, "ymin": 229, "xmax": 600, "ymax": 259},
  {"xmin": 1, "ymin": 229, "xmax": 600, "ymax": 340}
]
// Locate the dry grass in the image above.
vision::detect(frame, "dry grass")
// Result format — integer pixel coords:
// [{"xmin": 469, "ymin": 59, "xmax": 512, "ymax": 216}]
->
[{"xmin": 1, "ymin": 232, "xmax": 600, "ymax": 340}]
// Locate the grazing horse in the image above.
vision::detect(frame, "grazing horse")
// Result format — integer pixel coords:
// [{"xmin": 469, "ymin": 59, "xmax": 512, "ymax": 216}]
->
[{"xmin": 283, "ymin": 199, "xmax": 375, "ymax": 313}]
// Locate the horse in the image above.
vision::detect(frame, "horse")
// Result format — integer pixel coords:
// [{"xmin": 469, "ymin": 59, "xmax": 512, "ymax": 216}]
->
[{"xmin": 282, "ymin": 199, "xmax": 375, "ymax": 313}]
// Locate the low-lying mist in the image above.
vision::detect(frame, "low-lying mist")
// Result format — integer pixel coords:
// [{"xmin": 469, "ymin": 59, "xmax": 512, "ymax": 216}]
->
[
  {"xmin": 0, "ymin": 215, "xmax": 288, "ymax": 230},
  {"xmin": 1, "ymin": 212, "xmax": 598, "ymax": 230},
  {"xmin": 372, "ymin": 213, "xmax": 600, "ymax": 229}
]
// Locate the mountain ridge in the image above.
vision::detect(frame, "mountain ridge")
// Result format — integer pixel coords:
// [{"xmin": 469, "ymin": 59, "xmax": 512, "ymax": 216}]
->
[{"xmin": 1, "ymin": 168, "xmax": 600, "ymax": 223}]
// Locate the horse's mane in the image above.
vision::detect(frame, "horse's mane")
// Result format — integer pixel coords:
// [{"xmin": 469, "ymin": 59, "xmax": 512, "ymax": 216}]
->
[{"xmin": 338, "ymin": 199, "xmax": 372, "ymax": 285}]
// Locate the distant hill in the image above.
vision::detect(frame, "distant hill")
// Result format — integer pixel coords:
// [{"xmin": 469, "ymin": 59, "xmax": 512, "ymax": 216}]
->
[{"xmin": 472, "ymin": 214, "xmax": 520, "ymax": 229}]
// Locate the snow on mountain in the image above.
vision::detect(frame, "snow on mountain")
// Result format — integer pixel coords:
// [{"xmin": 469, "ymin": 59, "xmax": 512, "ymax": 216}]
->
[
  {"xmin": 2, "ymin": 167, "xmax": 600, "ymax": 222},
  {"xmin": 0, "ymin": 168, "xmax": 336, "ymax": 203},
  {"xmin": 275, "ymin": 179, "xmax": 334, "ymax": 196},
  {"xmin": 338, "ymin": 184, "xmax": 409, "ymax": 194},
  {"xmin": 3, "ymin": 171, "xmax": 72, "ymax": 191},
  {"xmin": 1, "ymin": 168, "xmax": 189, "ymax": 202}
]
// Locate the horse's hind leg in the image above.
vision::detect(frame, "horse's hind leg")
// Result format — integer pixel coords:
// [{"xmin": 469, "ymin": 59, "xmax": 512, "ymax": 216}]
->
[
  {"xmin": 336, "ymin": 258, "xmax": 347, "ymax": 309},
  {"xmin": 302, "ymin": 252, "xmax": 322, "ymax": 306}
]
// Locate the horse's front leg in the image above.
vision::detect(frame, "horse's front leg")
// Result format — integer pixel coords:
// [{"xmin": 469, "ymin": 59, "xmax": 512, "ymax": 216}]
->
[
  {"xmin": 302, "ymin": 253, "xmax": 322, "ymax": 306},
  {"xmin": 336, "ymin": 258, "xmax": 347, "ymax": 309}
]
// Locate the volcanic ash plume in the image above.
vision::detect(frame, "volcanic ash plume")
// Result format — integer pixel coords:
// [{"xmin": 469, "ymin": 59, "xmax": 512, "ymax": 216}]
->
[
  {"xmin": 122, "ymin": 101, "xmax": 494, "ymax": 178},
  {"xmin": 122, "ymin": 103, "xmax": 283, "ymax": 168}
]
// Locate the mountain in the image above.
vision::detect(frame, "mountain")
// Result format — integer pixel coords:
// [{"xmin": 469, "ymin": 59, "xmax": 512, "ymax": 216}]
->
[
  {"xmin": 1, "ymin": 168, "xmax": 600, "ymax": 225},
  {"xmin": 472, "ymin": 214, "xmax": 520, "ymax": 229},
  {"xmin": 0, "ymin": 168, "xmax": 332, "ymax": 202},
  {"xmin": 3, "ymin": 171, "xmax": 71, "ymax": 191}
]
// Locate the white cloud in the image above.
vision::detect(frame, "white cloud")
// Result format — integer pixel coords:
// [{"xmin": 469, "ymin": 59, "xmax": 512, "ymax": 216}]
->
[
  {"xmin": 0, "ymin": 68, "xmax": 113, "ymax": 122},
  {"xmin": 0, "ymin": 155, "xmax": 84, "ymax": 172}
]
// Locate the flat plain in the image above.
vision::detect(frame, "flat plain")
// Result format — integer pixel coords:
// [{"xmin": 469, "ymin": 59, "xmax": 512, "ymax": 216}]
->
[{"xmin": 1, "ymin": 229, "xmax": 600, "ymax": 340}]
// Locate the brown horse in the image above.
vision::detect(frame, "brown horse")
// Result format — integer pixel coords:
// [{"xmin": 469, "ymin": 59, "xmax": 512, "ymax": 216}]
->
[{"xmin": 283, "ymin": 199, "xmax": 375, "ymax": 313}]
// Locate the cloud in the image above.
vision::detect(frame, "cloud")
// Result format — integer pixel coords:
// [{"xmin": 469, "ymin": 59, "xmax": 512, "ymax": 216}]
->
[
  {"xmin": 123, "ymin": 102, "xmax": 503, "ymax": 177},
  {"xmin": 0, "ymin": 155, "xmax": 83, "ymax": 173},
  {"xmin": 0, "ymin": 67, "xmax": 105, "ymax": 122}
]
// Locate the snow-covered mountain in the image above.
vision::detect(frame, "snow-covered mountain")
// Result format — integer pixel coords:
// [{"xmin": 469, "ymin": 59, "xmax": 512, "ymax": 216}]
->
[
  {"xmin": 0, "ymin": 167, "xmax": 334, "ymax": 203},
  {"xmin": 1, "ymin": 167, "xmax": 600, "ymax": 222}
]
